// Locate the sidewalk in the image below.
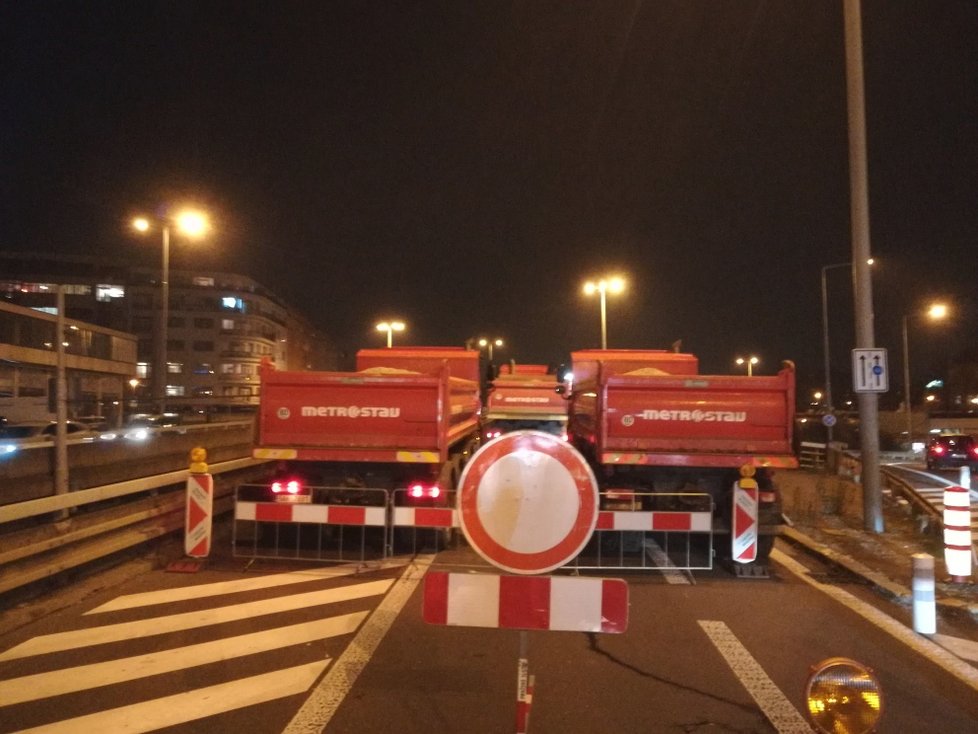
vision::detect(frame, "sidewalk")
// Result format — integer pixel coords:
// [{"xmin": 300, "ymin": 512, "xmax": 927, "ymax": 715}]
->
[{"xmin": 776, "ymin": 469, "xmax": 978, "ymax": 624}]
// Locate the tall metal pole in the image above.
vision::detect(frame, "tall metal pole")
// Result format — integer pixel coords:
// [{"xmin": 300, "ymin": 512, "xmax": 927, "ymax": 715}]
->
[
  {"xmin": 902, "ymin": 314, "xmax": 913, "ymax": 447},
  {"xmin": 820, "ymin": 266, "xmax": 835, "ymax": 445},
  {"xmin": 157, "ymin": 225, "xmax": 170, "ymax": 414},
  {"xmin": 844, "ymin": 0, "xmax": 884, "ymax": 533},
  {"xmin": 599, "ymin": 288, "xmax": 608, "ymax": 350},
  {"xmin": 54, "ymin": 285, "xmax": 69, "ymax": 515}
]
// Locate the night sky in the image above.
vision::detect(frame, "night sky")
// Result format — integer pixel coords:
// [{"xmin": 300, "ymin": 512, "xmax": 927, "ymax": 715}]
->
[{"xmin": 2, "ymin": 2, "xmax": 976, "ymax": 402}]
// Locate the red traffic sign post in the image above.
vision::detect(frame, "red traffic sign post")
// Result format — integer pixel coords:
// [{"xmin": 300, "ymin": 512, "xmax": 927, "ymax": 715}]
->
[
  {"xmin": 457, "ymin": 430, "xmax": 600, "ymax": 575},
  {"xmin": 431, "ymin": 431, "xmax": 626, "ymax": 734}
]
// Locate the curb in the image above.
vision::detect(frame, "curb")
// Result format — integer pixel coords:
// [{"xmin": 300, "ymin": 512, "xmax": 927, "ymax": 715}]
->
[{"xmin": 780, "ymin": 527, "xmax": 978, "ymax": 624}]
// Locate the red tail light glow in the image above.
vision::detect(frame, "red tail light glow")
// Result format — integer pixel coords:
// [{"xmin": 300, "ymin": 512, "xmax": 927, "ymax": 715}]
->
[
  {"xmin": 272, "ymin": 479, "xmax": 302, "ymax": 495},
  {"xmin": 931, "ymin": 445, "xmax": 946, "ymax": 456},
  {"xmin": 408, "ymin": 483, "xmax": 440, "ymax": 499}
]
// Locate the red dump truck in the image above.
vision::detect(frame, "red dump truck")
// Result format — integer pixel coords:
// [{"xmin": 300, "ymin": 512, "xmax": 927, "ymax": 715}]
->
[
  {"xmin": 482, "ymin": 363, "xmax": 568, "ymax": 440},
  {"xmin": 250, "ymin": 347, "xmax": 482, "ymax": 504},
  {"xmin": 563, "ymin": 349, "xmax": 797, "ymax": 567}
]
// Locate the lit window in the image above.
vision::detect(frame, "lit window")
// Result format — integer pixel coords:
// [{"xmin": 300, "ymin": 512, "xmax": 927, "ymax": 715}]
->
[
  {"xmin": 221, "ymin": 296, "xmax": 244, "ymax": 311},
  {"xmin": 165, "ymin": 385, "xmax": 185, "ymax": 397},
  {"xmin": 194, "ymin": 363, "xmax": 214, "ymax": 375},
  {"xmin": 136, "ymin": 363, "xmax": 149, "ymax": 378},
  {"xmin": 193, "ymin": 277, "xmax": 215, "ymax": 287},
  {"xmin": 221, "ymin": 319, "xmax": 234, "ymax": 330},
  {"xmin": 167, "ymin": 362, "xmax": 183, "ymax": 374},
  {"xmin": 96, "ymin": 284, "xmax": 125, "ymax": 301}
]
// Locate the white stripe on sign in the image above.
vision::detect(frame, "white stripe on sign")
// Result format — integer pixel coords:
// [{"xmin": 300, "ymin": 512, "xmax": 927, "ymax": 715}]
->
[
  {"xmin": 448, "ymin": 573, "xmax": 501, "ymax": 628},
  {"xmin": 772, "ymin": 548, "xmax": 978, "ymax": 693},
  {"xmin": 550, "ymin": 576, "xmax": 601, "ymax": 629},
  {"xmin": 14, "ymin": 661, "xmax": 328, "ymax": 734},
  {"xmin": 0, "ymin": 579, "xmax": 393, "ymax": 662},
  {"xmin": 0, "ymin": 612, "xmax": 364, "ymax": 706},
  {"xmin": 87, "ymin": 561, "xmax": 406, "ymax": 614},
  {"xmin": 283, "ymin": 555, "xmax": 434, "ymax": 734},
  {"xmin": 698, "ymin": 620, "xmax": 811, "ymax": 733}
]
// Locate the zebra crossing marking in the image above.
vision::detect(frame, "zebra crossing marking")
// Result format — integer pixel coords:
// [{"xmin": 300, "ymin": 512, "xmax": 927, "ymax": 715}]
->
[
  {"xmin": 0, "ymin": 578, "xmax": 393, "ymax": 661},
  {"xmin": 0, "ymin": 611, "xmax": 366, "ymax": 706},
  {"xmin": 14, "ymin": 660, "xmax": 329, "ymax": 734}
]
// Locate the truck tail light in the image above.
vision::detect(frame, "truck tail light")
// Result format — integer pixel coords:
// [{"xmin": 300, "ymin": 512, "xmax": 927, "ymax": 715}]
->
[
  {"xmin": 408, "ymin": 482, "xmax": 441, "ymax": 499},
  {"xmin": 272, "ymin": 479, "xmax": 302, "ymax": 495}
]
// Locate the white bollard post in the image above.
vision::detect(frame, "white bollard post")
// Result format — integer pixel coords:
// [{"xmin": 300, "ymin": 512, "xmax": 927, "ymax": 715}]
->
[
  {"xmin": 943, "ymin": 484, "xmax": 972, "ymax": 583},
  {"xmin": 960, "ymin": 465, "xmax": 972, "ymax": 490},
  {"xmin": 912, "ymin": 553, "xmax": 936, "ymax": 635}
]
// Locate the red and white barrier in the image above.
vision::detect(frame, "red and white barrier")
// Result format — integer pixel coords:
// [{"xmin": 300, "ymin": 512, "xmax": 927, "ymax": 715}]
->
[
  {"xmin": 731, "ymin": 475, "xmax": 759, "ymax": 563},
  {"xmin": 943, "ymin": 485, "xmax": 973, "ymax": 582},
  {"xmin": 185, "ymin": 472, "xmax": 213, "ymax": 558},
  {"xmin": 596, "ymin": 510, "xmax": 711, "ymax": 532},
  {"xmin": 392, "ymin": 506, "xmax": 457, "ymax": 528},
  {"xmin": 423, "ymin": 571, "xmax": 628, "ymax": 633},
  {"xmin": 234, "ymin": 501, "xmax": 386, "ymax": 526}
]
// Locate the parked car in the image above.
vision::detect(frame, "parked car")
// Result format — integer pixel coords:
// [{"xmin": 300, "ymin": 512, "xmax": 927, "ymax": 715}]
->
[
  {"xmin": 0, "ymin": 420, "xmax": 105, "ymax": 454},
  {"xmin": 925, "ymin": 433, "xmax": 978, "ymax": 472}
]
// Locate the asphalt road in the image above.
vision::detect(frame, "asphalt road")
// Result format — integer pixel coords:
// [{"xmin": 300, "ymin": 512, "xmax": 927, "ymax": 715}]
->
[{"xmin": 2, "ymin": 533, "xmax": 977, "ymax": 733}]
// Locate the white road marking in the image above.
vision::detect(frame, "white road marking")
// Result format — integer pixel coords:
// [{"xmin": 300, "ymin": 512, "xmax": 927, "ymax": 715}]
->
[
  {"xmin": 283, "ymin": 554, "xmax": 435, "ymax": 733},
  {"xmin": 0, "ymin": 611, "xmax": 366, "ymax": 706},
  {"xmin": 15, "ymin": 660, "xmax": 328, "ymax": 734},
  {"xmin": 643, "ymin": 539, "xmax": 691, "ymax": 584},
  {"xmin": 698, "ymin": 620, "xmax": 811, "ymax": 733},
  {"xmin": 0, "ymin": 578, "xmax": 393, "ymax": 661},
  {"xmin": 772, "ymin": 548, "xmax": 978, "ymax": 693},
  {"xmin": 87, "ymin": 561, "xmax": 406, "ymax": 613},
  {"xmin": 933, "ymin": 634, "xmax": 978, "ymax": 663}
]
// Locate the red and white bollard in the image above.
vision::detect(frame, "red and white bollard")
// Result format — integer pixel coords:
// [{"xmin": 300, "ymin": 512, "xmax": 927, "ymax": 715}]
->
[
  {"xmin": 943, "ymin": 482, "xmax": 972, "ymax": 583},
  {"xmin": 185, "ymin": 447, "xmax": 213, "ymax": 558}
]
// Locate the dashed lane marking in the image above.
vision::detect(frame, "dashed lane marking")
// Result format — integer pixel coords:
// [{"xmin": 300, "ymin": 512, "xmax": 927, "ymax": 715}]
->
[{"xmin": 698, "ymin": 620, "xmax": 811, "ymax": 733}]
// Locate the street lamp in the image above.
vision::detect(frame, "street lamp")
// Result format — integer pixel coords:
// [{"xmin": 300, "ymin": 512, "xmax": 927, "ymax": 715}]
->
[
  {"xmin": 583, "ymin": 276, "xmax": 625, "ymax": 350},
  {"xmin": 376, "ymin": 320, "xmax": 405, "ymax": 348},
  {"xmin": 132, "ymin": 209, "xmax": 210, "ymax": 413},
  {"xmin": 478, "ymin": 337, "xmax": 504, "ymax": 362},
  {"xmin": 735, "ymin": 356, "xmax": 759, "ymax": 376},
  {"xmin": 901, "ymin": 302, "xmax": 948, "ymax": 447}
]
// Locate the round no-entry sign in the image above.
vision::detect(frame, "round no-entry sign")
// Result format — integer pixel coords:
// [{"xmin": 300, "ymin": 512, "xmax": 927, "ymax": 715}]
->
[{"xmin": 457, "ymin": 430, "xmax": 599, "ymax": 575}]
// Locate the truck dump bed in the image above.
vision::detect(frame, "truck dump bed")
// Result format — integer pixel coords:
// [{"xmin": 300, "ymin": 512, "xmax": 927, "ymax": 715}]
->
[
  {"xmin": 484, "ymin": 372, "xmax": 567, "ymax": 422},
  {"xmin": 569, "ymin": 351, "xmax": 796, "ymax": 468},
  {"xmin": 254, "ymin": 358, "xmax": 480, "ymax": 463}
]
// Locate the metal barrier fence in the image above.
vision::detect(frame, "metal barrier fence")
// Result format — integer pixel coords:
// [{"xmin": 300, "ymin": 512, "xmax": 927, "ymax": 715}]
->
[
  {"xmin": 233, "ymin": 485, "xmax": 715, "ymax": 571},
  {"xmin": 232, "ymin": 485, "xmax": 460, "ymax": 562},
  {"xmin": 233, "ymin": 485, "xmax": 389, "ymax": 562},
  {"xmin": 567, "ymin": 492, "xmax": 714, "ymax": 572}
]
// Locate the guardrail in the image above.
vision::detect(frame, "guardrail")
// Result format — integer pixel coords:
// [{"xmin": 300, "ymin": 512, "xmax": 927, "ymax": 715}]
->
[{"xmin": 0, "ymin": 457, "xmax": 267, "ymax": 597}]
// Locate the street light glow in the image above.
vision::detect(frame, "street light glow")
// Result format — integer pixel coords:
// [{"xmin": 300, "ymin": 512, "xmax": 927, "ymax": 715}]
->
[
  {"xmin": 583, "ymin": 275, "xmax": 626, "ymax": 349},
  {"xmin": 132, "ymin": 217, "xmax": 150, "ymax": 232},
  {"xmin": 376, "ymin": 320, "xmax": 405, "ymax": 348},
  {"xmin": 735, "ymin": 356, "xmax": 759, "ymax": 376},
  {"xmin": 175, "ymin": 209, "xmax": 209, "ymax": 238}
]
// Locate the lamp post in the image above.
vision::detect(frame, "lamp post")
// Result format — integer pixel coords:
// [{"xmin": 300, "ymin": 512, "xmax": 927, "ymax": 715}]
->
[
  {"xmin": 376, "ymin": 321, "xmax": 405, "ymax": 348},
  {"xmin": 583, "ymin": 276, "xmax": 625, "ymax": 350},
  {"xmin": 820, "ymin": 259, "xmax": 873, "ymax": 444},
  {"xmin": 133, "ymin": 209, "xmax": 209, "ymax": 414},
  {"xmin": 901, "ymin": 303, "xmax": 948, "ymax": 447},
  {"xmin": 478, "ymin": 337, "xmax": 504, "ymax": 362},
  {"xmin": 735, "ymin": 356, "xmax": 759, "ymax": 376}
]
